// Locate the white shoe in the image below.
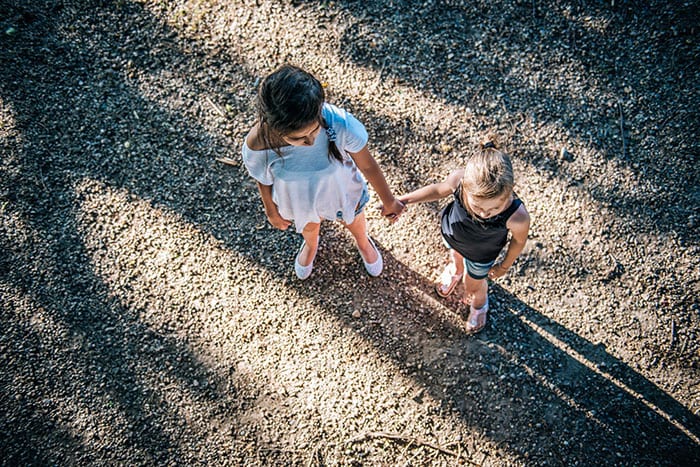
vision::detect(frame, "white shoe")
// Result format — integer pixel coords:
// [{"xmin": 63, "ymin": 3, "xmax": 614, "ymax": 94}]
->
[
  {"xmin": 294, "ymin": 241, "xmax": 313, "ymax": 280},
  {"xmin": 361, "ymin": 236, "xmax": 383, "ymax": 277}
]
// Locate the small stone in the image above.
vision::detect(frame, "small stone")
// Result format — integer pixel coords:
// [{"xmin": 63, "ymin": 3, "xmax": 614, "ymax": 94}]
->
[
  {"xmin": 560, "ymin": 148, "xmax": 574, "ymax": 162},
  {"xmin": 352, "ymin": 310, "xmax": 361, "ymax": 319}
]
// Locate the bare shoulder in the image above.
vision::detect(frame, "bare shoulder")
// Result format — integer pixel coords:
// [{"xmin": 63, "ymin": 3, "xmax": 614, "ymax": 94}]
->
[
  {"xmin": 445, "ymin": 168, "xmax": 464, "ymax": 190},
  {"xmin": 507, "ymin": 203, "xmax": 531, "ymax": 230},
  {"xmin": 245, "ymin": 123, "xmax": 269, "ymax": 151}
]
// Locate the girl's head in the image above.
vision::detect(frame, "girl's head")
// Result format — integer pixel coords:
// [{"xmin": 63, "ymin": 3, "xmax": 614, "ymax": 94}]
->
[
  {"xmin": 256, "ymin": 64, "xmax": 343, "ymax": 161},
  {"xmin": 461, "ymin": 142, "xmax": 514, "ymax": 219},
  {"xmin": 257, "ymin": 64, "xmax": 324, "ymax": 147}
]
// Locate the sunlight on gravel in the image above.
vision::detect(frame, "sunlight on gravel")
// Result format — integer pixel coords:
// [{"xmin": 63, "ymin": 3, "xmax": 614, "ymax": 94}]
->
[
  {"xmin": 73, "ymin": 177, "xmax": 508, "ymax": 457},
  {"xmin": 2, "ymin": 0, "xmax": 698, "ymax": 464}
]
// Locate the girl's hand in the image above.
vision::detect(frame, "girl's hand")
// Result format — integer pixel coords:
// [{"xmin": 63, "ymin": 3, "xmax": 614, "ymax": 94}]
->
[
  {"xmin": 267, "ymin": 213, "xmax": 292, "ymax": 230},
  {"xmin": 380, "ymin": 198, "xmax": 406, "ymax": 223},
  {"xmin": 488, "ymin": 263, "xmax": 508, "ymax": 280}
]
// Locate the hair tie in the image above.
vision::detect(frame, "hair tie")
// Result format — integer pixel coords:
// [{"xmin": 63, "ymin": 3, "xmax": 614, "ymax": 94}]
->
[
  {"xmin": 483, "ymin": 141, "xmax": 496, "ymax": 149},
  {"xmin": 326, "ymin": 127, "xmax": 337, "ymax": 142}
]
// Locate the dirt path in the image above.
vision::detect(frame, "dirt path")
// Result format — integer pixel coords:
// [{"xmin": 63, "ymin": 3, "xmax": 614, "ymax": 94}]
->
[{"xmin": 1, "ymin": 0, "xmax": 698, "ymax": 465}]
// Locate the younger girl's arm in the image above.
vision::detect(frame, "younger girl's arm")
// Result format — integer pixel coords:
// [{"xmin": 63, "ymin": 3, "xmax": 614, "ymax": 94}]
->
[
  {"xmin": 398, "ymin": 169, "xmax": 463, "ymax": 205},
  {"xmin": 489, "ymin": 204, "xmax": 531, "ymax": 279},
  {"xmin": 256, "ymin": 182, "xmax": 292, "ymax": 230},
  {"xmin": 348, "ymin": 146, "xmax": 405, "ymax": 220}
]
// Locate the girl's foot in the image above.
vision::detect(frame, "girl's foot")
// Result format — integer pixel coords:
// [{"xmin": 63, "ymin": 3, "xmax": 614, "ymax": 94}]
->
[
  {"xmin": 294, "ymin": 241, "xmax": 315, "ymax": 280},
  {"xmin": 464, "ymin": 299, "xmax": 488, "ymax": 334},
  {"xmin": 359, "ymin": 236, "xmax": 383, "ymax": 277},
  {"xmin": 435, "ymin": 264, "xmax": 463, "ymax": 297}
]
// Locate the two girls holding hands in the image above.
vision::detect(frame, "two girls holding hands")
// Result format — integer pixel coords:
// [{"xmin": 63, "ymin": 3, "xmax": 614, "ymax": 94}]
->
[{"xmin": 242, "ymin": 64, "xmax": 530, "ymax": 334}]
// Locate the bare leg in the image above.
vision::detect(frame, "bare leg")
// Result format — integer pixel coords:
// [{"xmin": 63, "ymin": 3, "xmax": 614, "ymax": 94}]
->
[
  {"xmin": 342, "ymin": 211, "xmax": 377, "ymax": 264},
  {"xmin": 462, "ymin": 274, "xmax": 488, "ymax": 309},
  {"xmin": 450, "ymin": 249, "xmax": 466, "ymax": 277},
  {"xmin": 297, "ymin": 222, "xmax": 320, "ymax": 267}
]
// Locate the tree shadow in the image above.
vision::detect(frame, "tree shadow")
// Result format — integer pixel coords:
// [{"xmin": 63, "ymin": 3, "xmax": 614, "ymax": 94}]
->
[
  {"xmin": 303, "ymin": 238, "xmax": 700, "ymax": 464},
  {"xmin": 1, "ymin": 0, "xmax": 698, "ymax": 465},
  {"xmin": 0, "ymin": 0, "xmax": 254, "ymax": 463},
  {"xmin": 325, "ymin": 0, "xmax": 700, "ymax": 242},
  {"xmin": 1, "ymin": 277, "xmax": 239, "ymax": 464}
]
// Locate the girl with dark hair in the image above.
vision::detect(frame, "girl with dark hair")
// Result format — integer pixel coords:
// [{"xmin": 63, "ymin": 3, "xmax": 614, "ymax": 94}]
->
[
  {"xmin": 242, "ymin": 64, "xmax": 405, "ymax": 280},
  {"xmin": 395, "ymin": 142, "xmax": 531, "ymax": 334}
]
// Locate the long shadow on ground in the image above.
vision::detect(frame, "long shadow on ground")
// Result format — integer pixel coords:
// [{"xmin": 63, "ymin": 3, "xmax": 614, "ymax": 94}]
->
[
  {"xmin": 1, "ymin": 0, "xmax": 698, "ymax": 465},
  {"xmin": 296, "ymin": 231, "xmax": 700, "ymax": 464},
  {"xmin": 327, "ymin": 0, "xmax": 700, "ymax": 242},
  {"xmin": 0, "ymin": 0, "xmax": 257, "ymax": 464}
]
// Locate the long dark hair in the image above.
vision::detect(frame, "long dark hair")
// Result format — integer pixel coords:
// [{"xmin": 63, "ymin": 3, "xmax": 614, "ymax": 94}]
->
[{"xmin": 257, "ymin": 64, "xmax": 343, "ymax": 162}]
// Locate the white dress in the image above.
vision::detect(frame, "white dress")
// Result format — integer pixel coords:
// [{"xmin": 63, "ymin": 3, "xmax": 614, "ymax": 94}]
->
[{"xmin": 242, "ymin": 104, "xmax": 369, "ymax": 232}]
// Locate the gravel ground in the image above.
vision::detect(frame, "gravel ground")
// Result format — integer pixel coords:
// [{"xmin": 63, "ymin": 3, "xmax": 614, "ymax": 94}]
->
[{"xmin": 1, "ymin": 0, "xmax": 699, "ymax": 465}]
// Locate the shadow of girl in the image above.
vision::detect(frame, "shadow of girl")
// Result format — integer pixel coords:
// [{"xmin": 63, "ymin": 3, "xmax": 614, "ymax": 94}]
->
[{"xmin": 290, "ymin": 232, "xmax": 700, "ymax": 464}]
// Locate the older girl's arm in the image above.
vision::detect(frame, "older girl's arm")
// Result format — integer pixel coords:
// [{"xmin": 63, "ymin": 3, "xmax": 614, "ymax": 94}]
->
[
  {"xmin": 257, "ymin": 182, "xmax": 292, "ymax": 230},
  {"xmin": 349, "ymin": 146, "xmax": 405, "ymax": 219}
]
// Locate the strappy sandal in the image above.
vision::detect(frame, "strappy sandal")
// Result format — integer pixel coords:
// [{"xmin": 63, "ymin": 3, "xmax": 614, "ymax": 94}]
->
[
  {"xmin": 464, "ymin": 300, "xmax": 489, "ymax": 334},
  {"xmin": 435, "ymin": 264, "xmax": 463, "ymax": 298}
]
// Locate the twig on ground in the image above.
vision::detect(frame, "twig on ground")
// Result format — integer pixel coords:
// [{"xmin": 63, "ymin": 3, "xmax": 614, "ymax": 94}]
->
[
  {"xmin": 442, "ymin": 440, "xmax": 468, "ymax": 463},
  {"xmin": 669, "ymin": 318, "xmax": 677, "ymax": 351},
  {"xmin": 37, "ymin": 168, "xmax": 49, "ymax": 192},
  {"xmin": 399, "ymin": 434, "xmax": 414, "ymax": 462},
  {"xmin": 480, "ymin": 451, "xmax": 489, "ymax": 465},
  {"xmin": 240, "ymin": 9, "xmax": 251, "ymax": 28},
  {"xmin": 402, "ymin": 444, "xmax": 423, "ymax": 467},
  {"xmin": 680, "ymin": 334, "xmax": 689, "ymax": 354},
  {"xmin": 206, "ymin": 95, "xmax": 227, "ymax": 117},
  {"xmin": 346, "ymin": 431, "xmax": 478, "ymax": 464},
  {"xmin": 305, "ymin": 445, "xmax": 321, "ymax": 467},
  {"xmin": 617, "ymin": 100, "xmax": 626, "ymax": 158},
  {"xmin": 216, "ymin": 157, "xmax": 239, "ymax": 166},
  {"xmin": 370, "ymin": 57, "xmax": 388, "ymax": 94}
]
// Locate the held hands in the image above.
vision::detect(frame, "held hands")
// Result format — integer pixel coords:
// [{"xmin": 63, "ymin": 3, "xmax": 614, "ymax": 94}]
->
[
  {"xmin": 379, "ymin": 198, "xmax": 406, "ymax": 224},
  {"xmin": 487, "ymin": 263, "xmax": 508, "ymax": 280}
]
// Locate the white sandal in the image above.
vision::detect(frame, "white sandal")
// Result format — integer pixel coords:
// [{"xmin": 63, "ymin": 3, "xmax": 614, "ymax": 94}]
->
[
  {"xmin": 435, "ymin": 264, "xmax": 463, "ymax": 297},
  {"xmin": 465, "ymin": 298, "xmax": 489, "ymax": 334}
]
